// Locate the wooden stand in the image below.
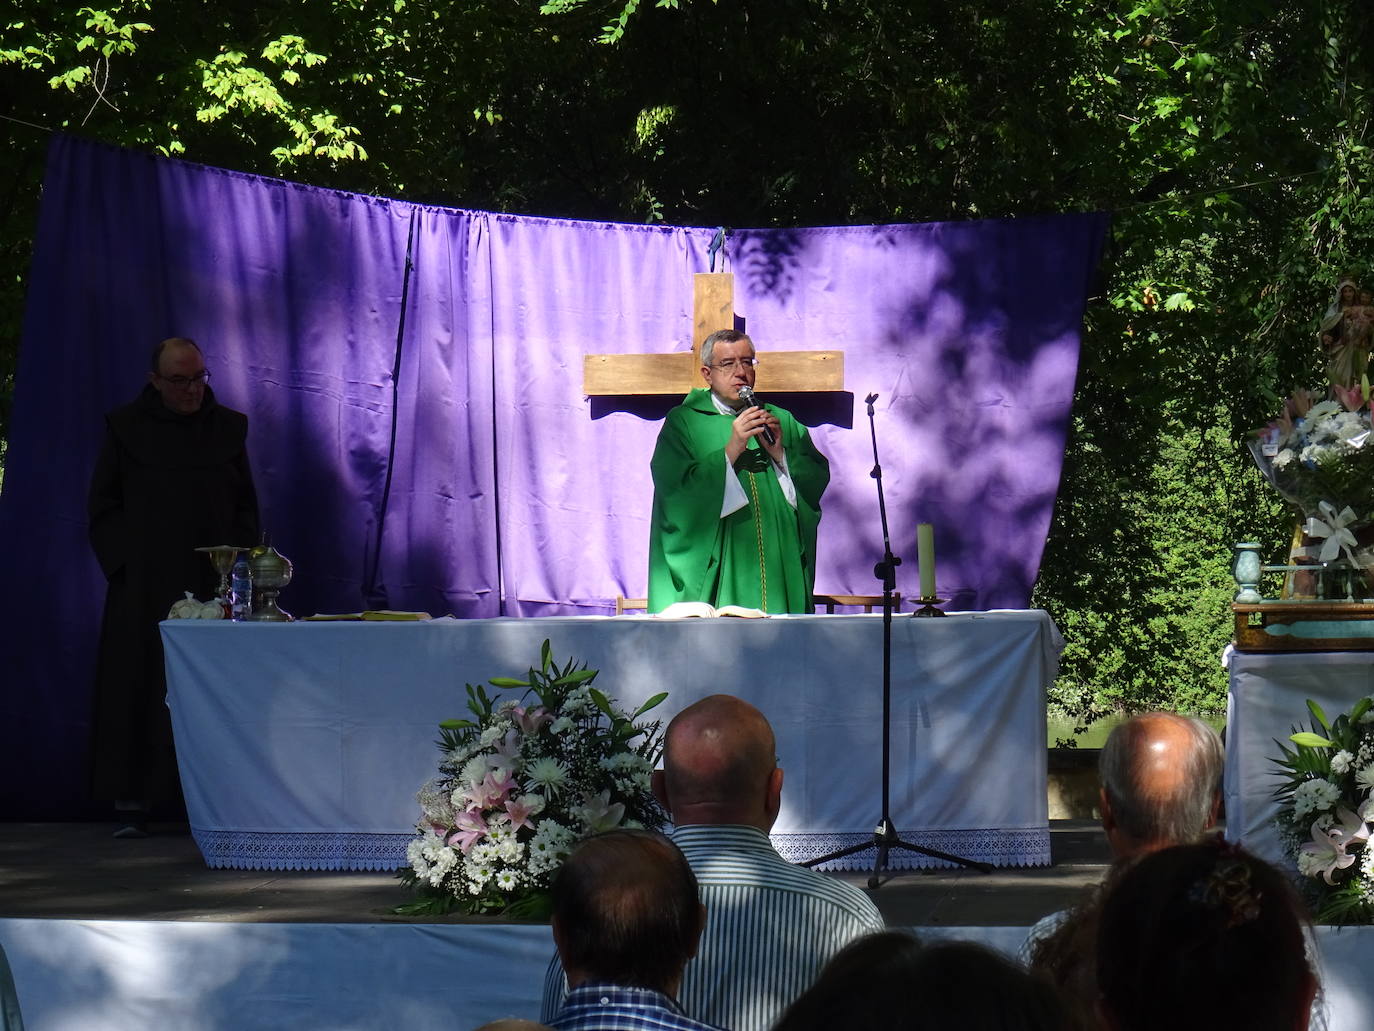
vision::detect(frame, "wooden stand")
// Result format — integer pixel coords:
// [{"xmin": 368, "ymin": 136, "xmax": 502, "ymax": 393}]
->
[{"xmin": 1232, "ymin": 601, "xmax": 1374, "ymax": 652}]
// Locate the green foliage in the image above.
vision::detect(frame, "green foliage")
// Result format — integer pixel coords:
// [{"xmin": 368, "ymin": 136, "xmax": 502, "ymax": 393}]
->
[{"xmin": 5, "ymin": 1, "xmax": 1374, "ymax": 726}]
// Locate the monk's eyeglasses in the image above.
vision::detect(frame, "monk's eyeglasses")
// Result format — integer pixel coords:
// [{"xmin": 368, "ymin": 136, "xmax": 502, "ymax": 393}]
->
[
  {"xmin": 159, "ymin": 370, "xmax": 211, "ymax": 389},
  {"xmin": 710, "ymin": 358, "xmax": 759, "ymax": 371}
]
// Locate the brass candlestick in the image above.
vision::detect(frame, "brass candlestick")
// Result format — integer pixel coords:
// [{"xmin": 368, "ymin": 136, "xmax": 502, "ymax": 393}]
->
[{"xmin": 912, "ymin": 595, "xmax": 948, "ymax": 617}]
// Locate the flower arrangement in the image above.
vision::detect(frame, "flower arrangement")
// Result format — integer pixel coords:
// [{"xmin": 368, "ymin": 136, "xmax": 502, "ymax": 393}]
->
[
  {"xmin": 397, "ymin": 639, "xmax": 668, "ymax": 917},
  {"xmin": 1250, "ymin": 386, "xmax": 1374, "ymax": 581},
  {"xmin": 1271, "ymin": 697, "xmax": 1374, "ymax": 923}
]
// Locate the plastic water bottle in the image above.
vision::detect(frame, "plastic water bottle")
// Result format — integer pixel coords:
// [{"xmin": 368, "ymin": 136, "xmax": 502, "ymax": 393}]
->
[{"xmin": 231, "ymin": 556, "xmax": 253, "ymax": 621}]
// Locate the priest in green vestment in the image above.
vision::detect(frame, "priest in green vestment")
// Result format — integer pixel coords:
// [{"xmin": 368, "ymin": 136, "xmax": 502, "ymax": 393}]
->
[{"xmin": 648, "ymin": 330, "xmax": 829, "ymax": 613}]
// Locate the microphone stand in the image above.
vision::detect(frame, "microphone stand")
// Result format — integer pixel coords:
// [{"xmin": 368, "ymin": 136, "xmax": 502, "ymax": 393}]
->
[{"xmin": 801, "ymin": 393, "xmax": 991, "ymax": 886}]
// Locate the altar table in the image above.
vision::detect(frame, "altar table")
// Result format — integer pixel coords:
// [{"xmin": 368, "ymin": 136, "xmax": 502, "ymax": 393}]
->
[
  {"xmin": 161, "ymin": 611, "xmax": 1059, "ymax": 871},
  {"xmin": 1225, "ymin": 649, "xmax": 1374, "ymax": 868}
]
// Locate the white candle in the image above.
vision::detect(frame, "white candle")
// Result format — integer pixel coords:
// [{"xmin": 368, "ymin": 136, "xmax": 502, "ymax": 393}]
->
[{"xmin": 917, "ymin": 523, "xmax": 937, "ymax": 599}]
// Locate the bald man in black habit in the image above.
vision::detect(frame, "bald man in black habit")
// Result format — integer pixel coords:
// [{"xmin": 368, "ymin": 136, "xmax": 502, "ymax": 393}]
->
[{"xmin": 88, "ymin": 337, "xmax": 259, "ymax": 836}]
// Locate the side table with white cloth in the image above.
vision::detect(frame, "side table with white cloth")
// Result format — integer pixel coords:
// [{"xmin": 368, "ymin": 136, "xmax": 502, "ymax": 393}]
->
[
  {"xmin": 161, "ymin": 611, "xmax": 1060, "ymax": 871},
  {"xmin": 1225, "ymin": 649, "xmax": 1374, "ymax": 867}
]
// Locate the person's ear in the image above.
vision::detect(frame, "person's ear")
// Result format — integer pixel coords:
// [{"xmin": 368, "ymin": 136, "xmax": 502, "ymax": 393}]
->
[
  {"xmin": 652, "ymin": 769, "xmax": 670, "ymax": 812},
  {"xmin": 764, "ymin": 766, "xmax": 784, "ymax": 824},
  {"xmin": 1099, "ymin": 787, "xmax": 1115, "ymax": 833},
  {"xmin": 1205, "ymin": 790, "xmax": 1222, "ymax": 829}
]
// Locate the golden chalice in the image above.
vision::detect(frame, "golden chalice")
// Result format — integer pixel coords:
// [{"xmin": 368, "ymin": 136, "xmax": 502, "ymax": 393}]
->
[{"xmin": 195, "ymin": 545, "xmax": 247, "ymax": 605}]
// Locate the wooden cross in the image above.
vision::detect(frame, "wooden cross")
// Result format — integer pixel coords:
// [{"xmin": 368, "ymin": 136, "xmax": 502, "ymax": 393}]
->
[{"xmin": 582, "ymin": 273, "xmax": 844, "ymax": 395}]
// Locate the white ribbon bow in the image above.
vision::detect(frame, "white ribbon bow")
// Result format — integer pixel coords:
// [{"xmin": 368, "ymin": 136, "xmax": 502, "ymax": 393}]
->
[{"xmin": 1305, "ymin": 501, "xmax": 1362, "ymax": 564}]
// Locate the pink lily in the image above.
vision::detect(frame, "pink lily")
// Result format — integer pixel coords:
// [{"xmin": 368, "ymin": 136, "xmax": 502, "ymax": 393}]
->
[
  {"xmin": 489, "ymin": 729, "xmax": 522, "ymax": 779},
  {"xmin": 445, "ymin": 809, "xmax": 489, "ymax": 854},
  {"xmin": 482, "ymin": 769, "xmax": 517, "ymax": 807},
  {"xmin": 1334, "ymin": 383, "xmax": 1365, "ymax": 413},
  {"xmin": 504, "ymin": 796, "xmax": 537, "ymax": 833},
  {"xmin": 512, "ymin": 705, "xmax": 553, "ymax": 735}
]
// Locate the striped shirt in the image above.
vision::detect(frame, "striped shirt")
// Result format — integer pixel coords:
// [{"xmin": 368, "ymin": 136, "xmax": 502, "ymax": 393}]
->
[
  {"xmin": 542, "ymin": 824, "xmax": 885, "ymax": 1031},
  {"xmin": 549, "ymin": 983, "xmax": 726, "ymax": 1031}
]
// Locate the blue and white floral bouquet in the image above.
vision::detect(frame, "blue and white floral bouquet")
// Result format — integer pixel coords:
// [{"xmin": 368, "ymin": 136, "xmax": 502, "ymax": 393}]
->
[
  {"xmin": 397, "ymin": 640, "xmax": 667, "ymax": 916},
  {"xmin": 1250, "ymin": 386, "xmax": 1374, "ymax": 577}
]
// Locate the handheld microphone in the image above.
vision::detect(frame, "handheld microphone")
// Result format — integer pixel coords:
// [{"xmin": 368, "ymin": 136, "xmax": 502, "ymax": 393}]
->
[{"xmin": 737, "ymin": 386, "xmax": 776, "ymax": 446}]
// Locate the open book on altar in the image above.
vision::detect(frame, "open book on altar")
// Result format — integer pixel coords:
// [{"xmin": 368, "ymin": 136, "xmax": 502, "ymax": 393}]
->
[{"xmin": 655, "ymin": 601, "xmax": 768, "ymax": 619}]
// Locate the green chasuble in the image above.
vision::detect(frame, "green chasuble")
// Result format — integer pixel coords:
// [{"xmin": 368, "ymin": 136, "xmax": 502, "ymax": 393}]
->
[{"xmin": 648, "ymin": 388, "xmax": 829, "ymax": 613}]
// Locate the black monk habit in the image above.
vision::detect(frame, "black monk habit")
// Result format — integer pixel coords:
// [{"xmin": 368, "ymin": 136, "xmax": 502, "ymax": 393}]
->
[{"xmin": 88, "ymin": 383, "xmax": 260, "ymax": 806}]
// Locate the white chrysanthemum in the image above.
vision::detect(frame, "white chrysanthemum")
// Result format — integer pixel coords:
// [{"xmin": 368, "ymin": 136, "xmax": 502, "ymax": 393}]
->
[
  {"xmin": 497, "ymin": 698, "xmax": 521, "ymax": 714},
  {"xmin": 498, "ymin": 837, "xmax": 523, "ymax": 864},
  {"xmin": 467, "ymin": 863, "xmax": 494, "ymax": 887},
  {"xmin": 469, "ymin": 841, "xmax": 498, "ymax": 866},
  {"xmin": 460, "ymin": 755, "xmax": 490, "ymax": 790},
  {"xmin": 527, "ymin": 818, "xmax": 575, "ymax": 874},
  {"xmin": 426, "ymin": 846, "xmax": 457, "ymax": 886},
  {"xmin": 1332, "ymin": 751, "xmax": 1355, "ymax": 776},
  {"xmin": 527, "ymin": 757, "xmax": 569, "ymax": 795},
  {"xmin": 561, "ymin": 688, "xmax": 594, "ymax": 717},
  {"xmin": 1357, "ymin": 766, "xmax": 1374, "ymax": 795},
  {"xmin": 479, "ymin": 725, "xmax": 506, "ymax": 747},
  {"xmin": 445, "ymin": 740, "xmax": 476, "ymax": 765},
  {"xmin": 420, "ymin": 840, "xmax": 448, "ymax": 864},
  {"xmin": 1360, "ymin": 705, "xmax": 1374, "ymax": 725},
  {"xmin": 1297, "ymin": 849, "xmax": 1324, "ymax": 879},
  {"xmin": 1294, "ymin": 778, "xmax": 1342, "ymax": 818},
  {"xmin": 1273, "ymin": 448, "xmax": 1295, "ymax": 469},
  {"xmin": 495, "ymin": 869, "xmax": 518, "ymax": 891},
  {"xmin": 550, "ymin": 716, "xmax": 575, "ymax": 735},
  {"xmin": 407, "ymin": 839, "xmax": 431, "ymax": 878}
]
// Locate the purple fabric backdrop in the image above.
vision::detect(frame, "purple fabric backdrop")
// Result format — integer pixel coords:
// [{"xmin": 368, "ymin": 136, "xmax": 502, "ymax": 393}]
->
[{"xmin": 0, "ymin": 135, "xmax": 1105, "ymax": 816}]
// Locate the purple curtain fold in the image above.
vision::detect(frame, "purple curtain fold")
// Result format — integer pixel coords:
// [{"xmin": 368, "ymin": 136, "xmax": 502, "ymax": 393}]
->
[
  {"xmin": 0, "ymin": 135, "xmax": 1106, "ymax": 816},
  {"xmin": 484, "ymin": 213, "xmax": 713, "ymax": 614},
  {"xmin": 375, "ymin": 208, "xmax": 500, "ymax": 618}
]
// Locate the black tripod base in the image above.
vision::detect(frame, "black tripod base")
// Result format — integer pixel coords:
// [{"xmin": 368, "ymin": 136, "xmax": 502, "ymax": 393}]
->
[{"xmin": 800, "ymin": 818, "xmax": 993, "ymax": 888}]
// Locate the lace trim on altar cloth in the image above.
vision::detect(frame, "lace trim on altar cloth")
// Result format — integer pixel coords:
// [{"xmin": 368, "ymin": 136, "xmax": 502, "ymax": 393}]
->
[
  {"xmin": 191, "ymin": 826, "xmax": 1050, "ymax": 872},
  {"xmin": 192, "ymin": 829, "xmax": 414, "ymax": 871},
  {"xmin": 770, "ymin": 828, "xmax": 1051, "ymax": 871}
]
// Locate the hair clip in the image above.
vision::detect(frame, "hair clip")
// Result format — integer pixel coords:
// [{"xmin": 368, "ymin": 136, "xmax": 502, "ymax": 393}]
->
[{"xmin": 1187, "ymin": 857, "xmax": 1263, "ymax": 928}]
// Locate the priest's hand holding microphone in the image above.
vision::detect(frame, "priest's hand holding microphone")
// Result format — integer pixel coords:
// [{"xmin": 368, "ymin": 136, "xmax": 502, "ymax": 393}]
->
[{"xmin": 726, "ymin": 386, "xmax": 784, "ymax": 467}]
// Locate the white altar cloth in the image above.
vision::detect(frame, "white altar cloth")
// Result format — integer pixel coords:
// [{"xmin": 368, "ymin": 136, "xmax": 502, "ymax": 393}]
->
[
  {"xmin": 161, "ymin": 611, "xmax": 1058, "ymax": 871},
  {"xmin": 1224, "ymin": 649, "xmax": 1374, "ymax": 868}
]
